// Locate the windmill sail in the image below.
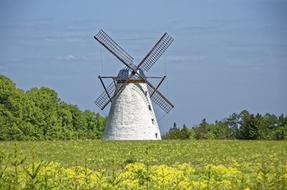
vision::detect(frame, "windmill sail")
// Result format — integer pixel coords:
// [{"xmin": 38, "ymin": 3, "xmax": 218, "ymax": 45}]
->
[
  {"xmin": 138, "ymin": 33, "xmax": 174, "ymax": 72},
  {"xmin": 147, "ymin": 82, "xmax": 174, "ymax": 113},
  {"xmin": 95, "ymin": 82, "xmax": 116, "ymax": 110},
  {"xmin": 94, "ymin": 29, "xmax": 134, "ymax": 67}
]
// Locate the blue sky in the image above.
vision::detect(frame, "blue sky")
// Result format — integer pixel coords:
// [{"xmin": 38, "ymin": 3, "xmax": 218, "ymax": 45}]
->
[{"xmin": 0, "ymin": 0, "xmax": 286, "ymax": 132}]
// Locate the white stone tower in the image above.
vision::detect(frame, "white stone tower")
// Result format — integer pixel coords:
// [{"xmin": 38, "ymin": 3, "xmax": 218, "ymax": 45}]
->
[
  {"xmin": 94, "ymin": 29, "xmax": 174, "ymax": 140},
  {"xmin": 104, "ymin": 69, "xmax": 161, "ymax": 140}
]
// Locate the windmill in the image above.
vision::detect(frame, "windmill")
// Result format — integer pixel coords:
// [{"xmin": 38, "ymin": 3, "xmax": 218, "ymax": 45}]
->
[{"xmin": 94, "ymin": 29, "xmax": 174, "ymax": 140}]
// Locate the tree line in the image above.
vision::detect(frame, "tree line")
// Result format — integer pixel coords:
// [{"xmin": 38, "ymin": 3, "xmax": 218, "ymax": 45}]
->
[
  {"xmin": 163, "ymin": 111, "xmax": 287, "ymax": 140},
  {"xmin": 1, "ymin": 75, "xmax": 286, "ymax": 141},
  {"xmin": 0, "ymin": 75, "xmax": 106, "ymax": 140}
]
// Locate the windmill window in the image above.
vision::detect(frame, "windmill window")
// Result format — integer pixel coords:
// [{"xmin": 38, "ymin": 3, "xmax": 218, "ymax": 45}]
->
[
  {"xmin": 148, "ymin": 105, "xmax": 152, "ymax": 110},
  {"xmin": 151, "ymin": 119, "xmax": 155, "ymax": 124}
]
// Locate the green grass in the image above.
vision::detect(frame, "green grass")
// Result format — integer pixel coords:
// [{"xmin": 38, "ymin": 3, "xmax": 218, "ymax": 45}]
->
[
  {"xmin": 0, "ymin": 140, "xmax": 286, "ymax": 169},
  {"xmin": 1, "ymin": 140, "xmax": 287, "ymax": 189}
]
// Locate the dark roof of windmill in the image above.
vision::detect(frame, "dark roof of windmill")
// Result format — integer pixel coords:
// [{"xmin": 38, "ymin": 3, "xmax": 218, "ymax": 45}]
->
[{"xmin": 117, "ymin": 68, "xmax": 145, "ymax": 81}]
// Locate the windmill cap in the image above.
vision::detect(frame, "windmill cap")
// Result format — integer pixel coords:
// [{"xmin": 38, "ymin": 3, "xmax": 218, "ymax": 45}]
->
[{"xmin": 117, "ymin": 68, "xmax": 145, "ymax": 82}]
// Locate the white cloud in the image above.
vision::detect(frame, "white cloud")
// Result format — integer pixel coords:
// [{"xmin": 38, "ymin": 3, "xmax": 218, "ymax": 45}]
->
[{"xmin": 55, "ymin": 55, "xmax": 92, "ymax": 63}]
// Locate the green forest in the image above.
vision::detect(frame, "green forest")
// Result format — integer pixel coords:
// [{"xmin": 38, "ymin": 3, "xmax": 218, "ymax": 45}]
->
[
  {"xmin": 0, "ymin": 75, "xmax": 105, "ymax": 140},
  {"xmin": 1, "ymin": 75, "xmax": 286, "ymax": 141},
  {"xmin": 164, "ymin": 112, "xmax": 287, "ymax": 140}
]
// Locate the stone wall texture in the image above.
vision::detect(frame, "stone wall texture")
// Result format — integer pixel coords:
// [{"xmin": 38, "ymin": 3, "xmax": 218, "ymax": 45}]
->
[{"xmin": 104, "ymin": 83, "xmax": 161, "ymax": 140}]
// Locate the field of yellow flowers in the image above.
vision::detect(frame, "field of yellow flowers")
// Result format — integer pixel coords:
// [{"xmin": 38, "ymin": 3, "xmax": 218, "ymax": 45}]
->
[{"xmin": 0, "ymin": 140, "xmax": 286, "ymax": 189}]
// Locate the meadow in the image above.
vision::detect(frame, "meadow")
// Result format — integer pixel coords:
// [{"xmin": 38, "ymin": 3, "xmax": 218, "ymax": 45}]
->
[{"xmin": 0, "ymin": 140, "xmax": 287, "ymax": 189}]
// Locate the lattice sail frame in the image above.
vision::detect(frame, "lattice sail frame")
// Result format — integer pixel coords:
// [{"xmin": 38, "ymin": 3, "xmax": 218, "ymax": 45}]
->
[
  {"xmin": 94, "ymin": 30, "xmax": 174, "ymax": 113},
  {"xmin": 95, "ymin": 82, "xmax": 116, "ymax": 109},
  {"xmin": 138, "ymin": 33, "xmax": 174, "ymax": 72},
  {"xmin": 94, "ymin": 30, "xmax": 134, "ymax": 66}
]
